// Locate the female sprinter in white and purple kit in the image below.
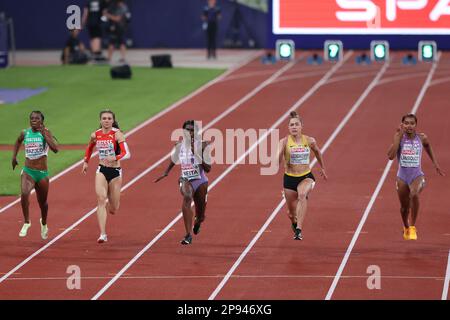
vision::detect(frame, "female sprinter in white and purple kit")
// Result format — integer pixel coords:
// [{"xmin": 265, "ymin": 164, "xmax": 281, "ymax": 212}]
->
[
  {"xmin": 388, "ymin": 114, "xmax": 445, "ymax": 240},
  {"xmin": 155, "ymin": 120, "xmax": 211, "ymax": 245}
]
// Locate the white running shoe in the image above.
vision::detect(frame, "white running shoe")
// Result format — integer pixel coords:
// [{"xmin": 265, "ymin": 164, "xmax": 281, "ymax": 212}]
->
[
  {"xmin": 97, "ymin": 234, "xmax": 108, "ymax": 243},
  {"xmin": 40, "ymin": 218, "xmax": 48, "ymax": 240},
  {"xmin": 19, "ymin": 222, "xmax": 31, "ymax": 237}
]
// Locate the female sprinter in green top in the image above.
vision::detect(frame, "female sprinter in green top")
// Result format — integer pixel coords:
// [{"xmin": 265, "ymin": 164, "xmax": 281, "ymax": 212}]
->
[{"xmin": 12, "ymin": 111, "xmax": 59, "ymax": 239}]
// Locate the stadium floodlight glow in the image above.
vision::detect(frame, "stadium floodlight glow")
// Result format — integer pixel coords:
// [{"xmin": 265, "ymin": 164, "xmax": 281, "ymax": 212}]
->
[
  {"xmin": 324, "ymin": 40, "xmax": 343, "ymax": 62},
  {"xmin": 276, "ymin": 39, "xmax": 295, "ymax": 61},
  {"xmin": 370, "ymin": 40, "xmax": 389, "ymax": 62},
  {"xmin": 418, "ymin": 41, "xmax": 437, "ymax": 62}
]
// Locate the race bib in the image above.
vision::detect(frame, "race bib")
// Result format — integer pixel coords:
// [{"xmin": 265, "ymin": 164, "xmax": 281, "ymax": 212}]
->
[
  {"xmin": 181, "ymin": 163, "xmax": 201, "ymax": 180},
  {"xmin": 399, "ymin": 143, "xmax": 420, "ymax": 168},
  {"xmin": 290, "ymin": 146, "xmax": 310, "ymax": 165},
  {"xmin": 97, "ymin": 141, "xmax": 115, "ymax": 159},
  {"xmin": 25, "ymin": 142, "xmax": 45, "ymax": 159}
]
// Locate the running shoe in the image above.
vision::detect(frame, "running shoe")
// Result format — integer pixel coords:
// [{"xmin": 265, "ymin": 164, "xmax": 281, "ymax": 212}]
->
[
  {"xmin": 19, "ymin": 222, "xmax": 31, "ymax": 237},
  {"xmin": 294, "ymin": 228, "xmax": 303, "ymax": 240},
  {"xmin": 408, "ymin": 226, "xmax": 417, "ymax": 240},
  {"xmin": 193, "ymin": 221, "xmax": 202, "ymax": 235},
  {"xmin": 40, "ymin": 218, "xmax": 48, "ymax": 240},
  {"xmin": 181, "ymin": 234, "xmax": 192, "ymax": 245},
  {"xmin": 403, "ymin": 227, "xmax": 410, "ymax": 240},
  {"xmin": 97, "ymin": 234, "xmax": 108, "ymax": 243}
]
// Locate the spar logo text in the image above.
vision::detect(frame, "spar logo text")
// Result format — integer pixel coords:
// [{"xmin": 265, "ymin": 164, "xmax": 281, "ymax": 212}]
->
[{"xmin": 336, "ymin": 0, "xmax": 450, "ymax": 22}]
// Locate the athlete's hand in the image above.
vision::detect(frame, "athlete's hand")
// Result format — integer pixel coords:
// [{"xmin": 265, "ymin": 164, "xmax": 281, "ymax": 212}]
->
[
  {"xmin": 154, "ymin": 173, "xmax": 168, "ymax": 183},
  {"xmin": 435, "ymin": 165, "xmax": 445, "ymax": 176},
  {"xmin": 11, "ymin": 158, "xmax": 18, "ymax": 170},
  {"xmin": 82, "ymin": 162, "xmax": 88, "ymax": 174},
  {"xmin": 319, "ymin": 168, "xmax": 328, "ymax": 181},
  {"xmin": 395, "ymin": 124, "xmax": 404, "ymax": 136},
  {"xmin": 39, "ymin": 124, "xmax": 50, "ymax": 139}
]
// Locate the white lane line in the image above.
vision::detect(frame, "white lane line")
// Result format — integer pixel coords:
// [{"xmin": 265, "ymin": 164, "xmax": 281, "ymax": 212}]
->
[
  {"xmin": 208, "ymin": 199, "xmax": 285, "ymax": 300},
  {"xmin": 0, "ymin": 57, "xmax": 300, "ymax": 285},
  {"xmin": 325, "ymin": 52, "xmax": 441, "ymax": 301},
  {"xmin": 0, "ymin": 52, "xmax": 261, "ymax": 215},
  {"xmin": 272, "ymin": 70, "xmax": 330, "ymax": 84},
  {"xmin": 377, "ymin": 71, "xmax": 429, "ymax": 86},
  {"xmin": 442, "ymin": 250, "xmax": 450, "ymax": 300},
  {"xmin": 91, "ymin": 51, "xmax": 353, "ymax": 301},
  {"xmin": 430, "ymin": 76, "xmax": 450, "ymax": 87},
  {"xmin": 325, "ymin": 71, "xmax": 380, "ymax": 85},
  {"xmin": 220, "ymin": 70, "xmax": 281, "ymax": 82},
  {"xmin": 3, "ymin": 274, "xmax": 444, "ymax": 281},
  {"xmin": 208, "ymin": 60, "xmax": 390, "ymax": 300}
]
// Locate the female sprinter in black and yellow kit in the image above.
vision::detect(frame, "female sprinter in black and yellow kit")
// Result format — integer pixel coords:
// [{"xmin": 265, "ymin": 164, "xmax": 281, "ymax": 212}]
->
[{"xmin": 278, "ymin": 111, "xmax": 327, "ymax": 240}]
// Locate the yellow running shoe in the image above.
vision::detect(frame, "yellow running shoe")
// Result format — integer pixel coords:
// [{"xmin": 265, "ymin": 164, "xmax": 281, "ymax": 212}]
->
[
  {"xmin": 403, "ymin": 227, "xmax": 410, "ymax": 240},
  {"xmin": 19, "ymin": 222, "xmax": 31, "ymax": 237},
  {"xmin": 408, "ymin": 226, "xmax": 417, "ymax": 240},
  {"xmin": 40, "ymin": 218, "xmax": 48, "ymax": 240}
]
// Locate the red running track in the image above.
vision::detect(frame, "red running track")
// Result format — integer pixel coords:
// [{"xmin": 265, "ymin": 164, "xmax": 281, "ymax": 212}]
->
[{"xmin": 0, "ymin": 51, "xmax": 449, "ymax": 300}]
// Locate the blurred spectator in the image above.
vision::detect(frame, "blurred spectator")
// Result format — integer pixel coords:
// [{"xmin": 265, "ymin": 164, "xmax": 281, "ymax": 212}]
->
[
  {"xmin": 82, "ymin": 0, "xmax": 106, "ymax": 60},
  {"xmin": 61, "ymin": 29, "xmax": 89, "ymax": 65},
  {"xmin": 103, "ymin": 0, "xmax": 131, "ymax": 63},
  {"xmin": 202, "ymin": 0, "xmax": 221, "ymax": 59}
]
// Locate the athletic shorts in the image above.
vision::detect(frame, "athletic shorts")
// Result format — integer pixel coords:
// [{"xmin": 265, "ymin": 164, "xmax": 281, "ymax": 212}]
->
[
  {"xmin": 22, "ymin": 166, "xmax": 49, "ymax": 183},
  {"xmin": 179, "ymin": 177, "xmax": 208, "ymax": 194},
  {"xmin": 283, "ymin": 172, "xmax": 315, "ymax": 192},
  {"xmin": 97, "ymin": 165, "xmax": 122, "ymax": 183}
]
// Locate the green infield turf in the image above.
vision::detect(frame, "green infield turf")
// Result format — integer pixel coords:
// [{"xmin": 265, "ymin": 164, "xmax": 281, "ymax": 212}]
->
[{"xmin": 0, "ymin": 65, "xmax": 224, "ymax": 144}]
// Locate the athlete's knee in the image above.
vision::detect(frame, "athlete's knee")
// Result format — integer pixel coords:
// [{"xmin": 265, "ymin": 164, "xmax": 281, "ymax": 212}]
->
[
  {"xmin": 195, "ymin": 203, "xmax": 206, "ymax": 215},
  {"xmin": 39, "ymin": 201, "xmax": 48, "ymax": 211},
  {"xmin": 297, "ymin": 192, "xmax": 308, "ymax": 201},
  {"xmin": 182, "ymin": 187, "xmax": 193, "ymax": 201},
  {"xmin": 97, "ymin": 195, "xmax": 108, "ymax": 207},
  {"xmin": 109, "ymin": 203, "xmax": 119, "ymax": 214},
  {"xmin": 195, "ymin": 213, "xmax": 205, "ymax": 223},
  {"xmin": 400, "ymin": 206, "xmax": 409, "ymax": 214},
  {"xmin": 183, "ymin": 194, "xmax": 193, "ymax": 205},
  {"xmin": 287, "ymin": 211, "xmax": 296, "ymax": 222},
  {"xmin": 21, "ymin": 190, "xmax": 31, "ymax": 198}
]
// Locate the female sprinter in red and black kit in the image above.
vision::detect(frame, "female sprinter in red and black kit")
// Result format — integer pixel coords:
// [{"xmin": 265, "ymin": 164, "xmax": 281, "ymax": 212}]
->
[
  {"xmin": 278, "ymin": 111, "xmax": 327, "ymax": 240},
  {"xmin": 82, "ymin": 109, "xmax": 130, "ymax": 243}
]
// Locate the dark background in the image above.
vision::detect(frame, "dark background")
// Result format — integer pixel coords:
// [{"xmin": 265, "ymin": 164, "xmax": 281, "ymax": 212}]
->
[{"xmin": 0, "ymin": 0, "xmax": 266, "ymax": 50}]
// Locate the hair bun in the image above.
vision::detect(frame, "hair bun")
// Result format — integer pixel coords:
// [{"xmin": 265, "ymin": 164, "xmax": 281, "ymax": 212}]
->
[{"xmin": 289, "ymin": 111, "xmax": 299, "ymax": 118}]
